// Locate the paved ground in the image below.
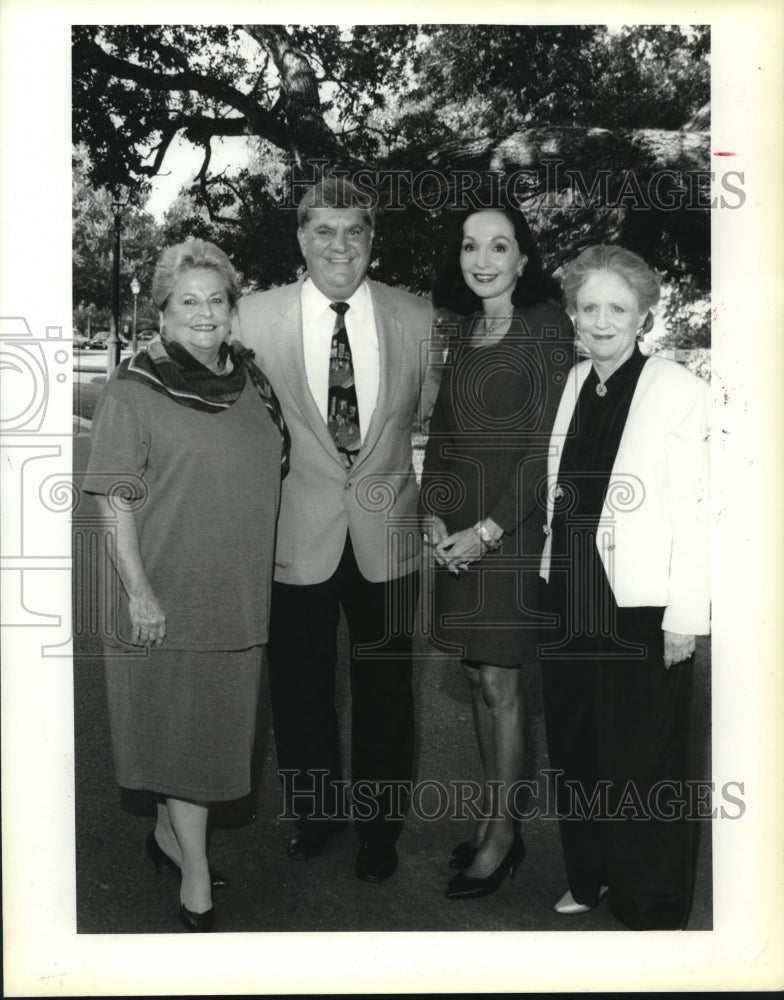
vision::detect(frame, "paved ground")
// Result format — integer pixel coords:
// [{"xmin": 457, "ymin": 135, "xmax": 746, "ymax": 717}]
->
[{"xmin": 71, "ymin": 410, "xmax": 712, "ymax": 936}]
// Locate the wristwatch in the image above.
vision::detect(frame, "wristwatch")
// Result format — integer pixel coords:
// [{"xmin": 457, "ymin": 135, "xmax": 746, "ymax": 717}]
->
[{"xmin": 473, "ymin": 520, "xmax": 502, "ymax": 550}]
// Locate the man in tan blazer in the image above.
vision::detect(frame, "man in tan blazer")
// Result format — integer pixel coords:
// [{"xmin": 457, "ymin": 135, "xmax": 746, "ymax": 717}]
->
[{"xmin": 236, "ymin": 178, "xmax": 436, "ymax": 882}]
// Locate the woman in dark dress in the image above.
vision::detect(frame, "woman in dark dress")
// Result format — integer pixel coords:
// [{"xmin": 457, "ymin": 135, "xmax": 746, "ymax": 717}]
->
[
  {"xmin": 539, "ymin": 245, "xmax": 710, "ymax": 929},
  {"xmin": 420, "ymin": 198, "xmax": 573, "ymax": 898},
  {"xmin": 83, "ymin": 239, "xmax": 289, "ymax": 931}
]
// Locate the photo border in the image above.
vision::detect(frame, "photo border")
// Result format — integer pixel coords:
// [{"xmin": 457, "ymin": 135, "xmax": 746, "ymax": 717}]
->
[{"xmin": 2, "ymin": 0, "xmax": 783, "ymax": 993}]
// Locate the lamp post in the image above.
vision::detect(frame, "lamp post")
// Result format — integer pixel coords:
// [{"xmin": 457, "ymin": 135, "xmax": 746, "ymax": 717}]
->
[
  {"xmin": 107, "ymin": 196, "xmax": 126, "ymax": 373},
  {"xmin": 130, "ymin": 276, "xmax": 140, "ymax": 354}
]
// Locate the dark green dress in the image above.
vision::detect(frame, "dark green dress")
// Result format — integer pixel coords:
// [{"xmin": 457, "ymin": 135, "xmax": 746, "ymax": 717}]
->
[{"xmin": 420, "ymin": 303, "xmax": 574, "ymax": 666}]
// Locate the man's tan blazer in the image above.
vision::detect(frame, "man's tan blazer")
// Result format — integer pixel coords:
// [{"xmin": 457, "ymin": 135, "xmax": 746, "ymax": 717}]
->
[{"xmin": 236, "ymin": 277, "xmax": 437, "ymax": 585}]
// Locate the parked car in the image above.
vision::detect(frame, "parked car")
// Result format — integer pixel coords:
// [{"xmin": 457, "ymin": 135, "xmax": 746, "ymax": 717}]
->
[
  {"xmin": 84, "ymin": 331, "xmax": 129, "ymax": 350},
  {"xmin": 133, "ymin": 328, "xmax": 158, "ymax": 350},
  {"xmin": 84, "ymin": 331, "xmax": 108, "ymax": 350}
]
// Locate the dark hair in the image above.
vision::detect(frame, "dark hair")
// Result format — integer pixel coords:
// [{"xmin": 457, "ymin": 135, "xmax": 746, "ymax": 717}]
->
[
  {"xmin": 297, "ymin": 176, "xmax": 376, "ymax": 229},
  {"xmin": 432, "ymin": 195, "xmax": 561, "ymax": 315},
  {"xmin": 152, "ymin": 238, "xmax": 239, "ymax": 311},
  {"xmin": 562, "ymin": 245, "xmax": 661, "ymax": 334}
]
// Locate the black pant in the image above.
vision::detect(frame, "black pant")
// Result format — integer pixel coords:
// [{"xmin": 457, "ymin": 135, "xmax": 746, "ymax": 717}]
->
[
  {"xmin": 267, "ymin": 533, "xmax": 418, "ymax": 847},
  {"xmin": 541, "ymin": 595, "xmax": 697, "ymax": 930}
]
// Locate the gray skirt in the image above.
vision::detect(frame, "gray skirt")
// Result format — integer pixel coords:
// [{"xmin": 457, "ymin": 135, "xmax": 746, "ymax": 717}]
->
[{"xmin": 103, "ymin": 644, "xmax": 262, "ymax": 802}]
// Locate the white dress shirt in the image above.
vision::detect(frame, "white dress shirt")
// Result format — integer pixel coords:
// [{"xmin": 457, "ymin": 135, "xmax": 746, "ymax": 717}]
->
[{"xmin": 301, "ymin": 278, "xmax": 379, "ymax": 441}]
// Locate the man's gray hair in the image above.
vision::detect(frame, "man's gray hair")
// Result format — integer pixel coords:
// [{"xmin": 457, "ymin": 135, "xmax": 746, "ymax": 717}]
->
[{"xmin": 297, "ymin": 177, "xmax": 376, "ymax": 229}]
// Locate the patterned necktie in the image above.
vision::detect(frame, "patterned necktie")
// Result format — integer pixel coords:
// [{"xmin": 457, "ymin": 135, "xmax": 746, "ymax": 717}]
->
[{"xmin": 327, "ymin": 301, "xmax": 361, "ymax": 469}]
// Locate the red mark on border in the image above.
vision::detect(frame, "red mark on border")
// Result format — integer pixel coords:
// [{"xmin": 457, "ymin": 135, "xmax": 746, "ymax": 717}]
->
[{"xmin": 713, "ymin": 151, "xmax": 736, "ymax": 157}]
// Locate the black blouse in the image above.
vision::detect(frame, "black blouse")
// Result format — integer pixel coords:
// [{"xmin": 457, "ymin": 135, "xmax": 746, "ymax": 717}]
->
[{"xmin": 552, "ymin": 344, "xmax": 649, "ymax": 540}]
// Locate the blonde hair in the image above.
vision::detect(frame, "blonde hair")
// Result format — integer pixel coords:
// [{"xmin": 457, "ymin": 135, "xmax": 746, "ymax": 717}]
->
[{"xmin": 152, "ymin": 239, "xmax": 239, "ymax": 310}]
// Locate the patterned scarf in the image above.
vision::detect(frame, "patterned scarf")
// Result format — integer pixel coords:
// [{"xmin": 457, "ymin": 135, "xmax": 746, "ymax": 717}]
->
[{"xmin": 117, "ymin": 336, "xmax": 290, "ymax": 478}]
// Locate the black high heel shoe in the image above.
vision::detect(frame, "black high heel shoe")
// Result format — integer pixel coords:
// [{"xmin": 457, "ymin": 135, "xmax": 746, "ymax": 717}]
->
[
  {"xmin": 445, "ymin": 834, "xmax": 526, "ymax": 899},
  {"xmin": 449, "ymin": 841, "xmax": 479, "ymax": 870},
  {"xmin": 179, "ymin": 903, "xmax": 216, "ymax": 933},
  {"xmin": 146, "ymin": 832, "xmax": 229, "ymax": 889}
]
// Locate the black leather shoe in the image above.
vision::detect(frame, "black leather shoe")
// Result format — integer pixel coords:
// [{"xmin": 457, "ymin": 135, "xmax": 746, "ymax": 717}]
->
[
  {"xmin": 179, "ymin": 903, "xmax": 216, "ymax": 933},
  {"xmin": 449, "ymin": 840, "xmax": 479, "ymax": 870},
  {"xmin": 146, "ymin": 831, "xmax": 229, "ymax": 889},
  {"xmin": 355, "ymin": 842, "xmax": 398, "ymax": 883},
  {"xmin": 286, "ymin": 823, "xmax": 346, "ymax": 861},
  {"xmin": 446, "ymin": 834, "xmax": 526, "ymax": 899}
]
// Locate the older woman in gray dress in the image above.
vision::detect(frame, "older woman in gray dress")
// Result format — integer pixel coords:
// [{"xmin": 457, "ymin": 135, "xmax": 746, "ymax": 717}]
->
[{"xmin": 83, "ymin": 239, "xmax": 288, "ymax": 932}]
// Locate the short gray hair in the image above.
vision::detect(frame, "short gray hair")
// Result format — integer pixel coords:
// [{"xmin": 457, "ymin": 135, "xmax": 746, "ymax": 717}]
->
[
  {"xmin": 562, "ymin": 245, "xmax": 661, "ymax": 332},
  {"xmin": 152, "ymin": 239, "xmax": 239, "ymax": 310},
  {"xmin": 297, "ymin": 177, "xmax": 375, "ymax": 229}
]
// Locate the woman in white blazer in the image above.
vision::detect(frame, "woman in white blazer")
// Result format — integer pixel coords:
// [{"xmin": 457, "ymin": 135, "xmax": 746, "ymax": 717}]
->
[{"xmin": 538, "ymin": 245, "xmax": 709, "ymax": 931}]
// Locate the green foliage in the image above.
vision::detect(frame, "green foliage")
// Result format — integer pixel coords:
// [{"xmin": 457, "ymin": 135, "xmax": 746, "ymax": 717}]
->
[
  {"xmin": 72, "ymin": 147, "xmax": 163, "ymax": 330},
  {"xmin": 588, "ymin": 26, "xmax": 710, "ymax": 129},
  {"xmin": 72, "ymin": 24, "xmax": 712, "ymax": 350},
  {"xmin": 72, "ymin": 25, "xmax": 260, "ymax": 195},
  {"xmin": 656, "ymin": 275, "xmax": 711, "ymax": 351},
  {"xmin": 399, "ymin": 25, "xmax": 708, "ymax": 137}
]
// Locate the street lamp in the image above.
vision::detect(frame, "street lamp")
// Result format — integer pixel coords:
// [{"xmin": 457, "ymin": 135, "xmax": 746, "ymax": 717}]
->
[
  {"xmin": 107, "ymin": 191, "xmax": 128, "ymax": 373},
  {"xmin": 130, "ymin": 276, "xmax": 141, "ymax": 354}
]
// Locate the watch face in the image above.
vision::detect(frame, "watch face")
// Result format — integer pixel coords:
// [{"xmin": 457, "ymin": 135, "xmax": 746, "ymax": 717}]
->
[{"xmin": 475, "ymin": 523, "xmax": 500, "ymax": 548}]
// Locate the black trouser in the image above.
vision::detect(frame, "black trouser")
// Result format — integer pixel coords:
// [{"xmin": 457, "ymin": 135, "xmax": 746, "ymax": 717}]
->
[
  {"xmin": 542, "ymin": 597, "xmax": 697, "ymax": 930},
  {"xmin": 267, "ymin": 533, "xmax": 418, "ymax": 848},
  {"xmin": 541, "ymin": 658, "xmax": 606, "ymax": 905}
]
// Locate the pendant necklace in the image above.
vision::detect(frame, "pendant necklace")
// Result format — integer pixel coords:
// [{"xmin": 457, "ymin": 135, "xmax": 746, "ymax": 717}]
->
[
  {"xmin": 479, "ymin": 315, "xmax": 509, "ymax": 342},
  {"xmin": 595, "ymin": 380, "xmax": 607, "ymax": 397}
]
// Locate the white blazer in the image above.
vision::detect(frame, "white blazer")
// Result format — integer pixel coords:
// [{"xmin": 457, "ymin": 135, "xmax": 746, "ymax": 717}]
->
[{"xmin": 539, "ymin": 354, "xmax": 710, "ymax": 635}]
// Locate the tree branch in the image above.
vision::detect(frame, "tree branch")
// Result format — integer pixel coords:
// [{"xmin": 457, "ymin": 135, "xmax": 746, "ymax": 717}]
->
[
  {"xmin": 75, "ymin": 34, "xmax": 289, "ymax": 150},
  {"xmin": 210, "ymin": 172, "xmax": 255, "ymax": 220},
  {"xmin": 136, "ymin": 115, "xmax": 250, "ymax": 176},
  {"xmin": 138, "ymin": 123, "xmax": 180, "ymax": 177},
  {"xmin": 425, "ymin": 124, "xmax": 709, "ymax": 175},
  {"xmin": 181, "ymin": 114, "xmax": 249, "ymax": 144},
  {"xmin": 194, "ymin": 143, "xmax": 245, "ymax": 227},
  {"xmin": 242, "ymin": 24, "xmax": 354, "ymax": 169}
]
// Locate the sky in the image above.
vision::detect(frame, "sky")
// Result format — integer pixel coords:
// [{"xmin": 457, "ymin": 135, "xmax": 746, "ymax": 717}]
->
[{"xmin": 144, "ymin": 134, "xmax": 254, "ymax": 220}]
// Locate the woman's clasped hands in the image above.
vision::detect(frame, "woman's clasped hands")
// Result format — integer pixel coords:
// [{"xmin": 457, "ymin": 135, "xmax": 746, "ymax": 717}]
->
[{"xmin": 422, "ymin": 515, "xmax": 496, "ymax": 576}]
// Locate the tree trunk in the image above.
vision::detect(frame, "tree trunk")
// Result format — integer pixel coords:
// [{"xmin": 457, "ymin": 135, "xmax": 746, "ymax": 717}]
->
[{"xmin": 245, "ymin": 25, "xmax": 354, "ymax": 173}]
